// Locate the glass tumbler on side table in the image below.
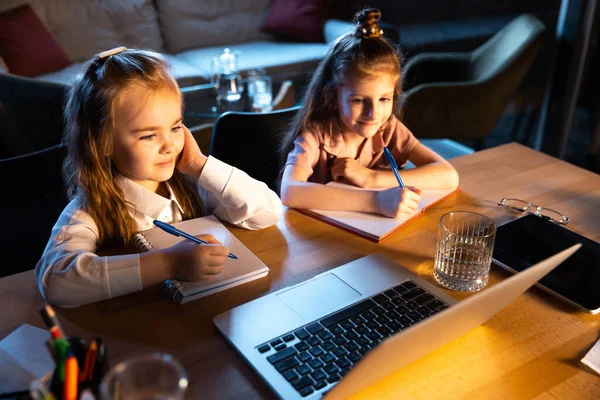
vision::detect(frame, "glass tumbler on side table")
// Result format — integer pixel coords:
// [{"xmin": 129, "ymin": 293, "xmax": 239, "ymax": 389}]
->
[
  {"xmin": 434, "ymin": 211, "xmax": 497, "ymax": 292},
  {"xmin": 248, "ymin": 75, "xmax": 273, "ymax": 113}
]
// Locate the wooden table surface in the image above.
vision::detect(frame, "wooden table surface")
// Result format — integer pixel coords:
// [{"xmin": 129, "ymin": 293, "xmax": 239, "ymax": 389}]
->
[{"xmin": 1, "ymin": 143, "xmax": 599, "ymax": 399}]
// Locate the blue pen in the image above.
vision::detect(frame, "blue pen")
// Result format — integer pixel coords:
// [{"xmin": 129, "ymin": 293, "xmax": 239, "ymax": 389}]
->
[
  {"xmin": 383, "ymin": 147, "xmax": 405, "ymax": 188},
  {"xmin": 153, "ymin": 220, "xmax": 238, "ymax": 259}
]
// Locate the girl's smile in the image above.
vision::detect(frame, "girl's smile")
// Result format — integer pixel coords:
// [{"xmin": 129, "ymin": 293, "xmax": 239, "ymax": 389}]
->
[{"xmin": 156, "ymin": 159, "xmax": 175, "ymax": 168}]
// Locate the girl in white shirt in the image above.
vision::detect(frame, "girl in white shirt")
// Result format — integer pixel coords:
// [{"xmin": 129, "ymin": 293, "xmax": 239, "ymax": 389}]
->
[{"xmin": 36, "ymin": 47, "xmax": 282, "ymax": 307}]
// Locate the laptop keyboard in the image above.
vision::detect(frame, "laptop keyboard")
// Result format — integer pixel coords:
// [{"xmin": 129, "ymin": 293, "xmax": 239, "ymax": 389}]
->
[{"xmin": 257, "ymin": 280, "xmax": 450, "ymax": 397}]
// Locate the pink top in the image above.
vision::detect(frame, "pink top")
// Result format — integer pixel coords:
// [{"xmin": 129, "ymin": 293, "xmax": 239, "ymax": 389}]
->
[{"xmin": 284, "ymin": 116, "xmax": 419, "ymax": 184}]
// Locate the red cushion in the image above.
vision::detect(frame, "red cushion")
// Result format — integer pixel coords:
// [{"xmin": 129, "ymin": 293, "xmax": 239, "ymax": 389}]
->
[
  {"xmin": 261, "ymin": 0, "xmax": 325, "ymax": 42},
  {"xmin": 0, "ymin": 4, "xmax": 71, "ymax": 77}
]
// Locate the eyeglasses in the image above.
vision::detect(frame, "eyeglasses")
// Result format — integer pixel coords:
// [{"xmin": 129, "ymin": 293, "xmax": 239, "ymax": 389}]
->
[{"xmin": 498, "ymin": 198, "xmax": 570, "ymax": 225}]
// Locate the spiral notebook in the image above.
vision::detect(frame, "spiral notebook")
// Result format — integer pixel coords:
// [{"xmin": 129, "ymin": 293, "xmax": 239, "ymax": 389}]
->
[
  {"xmin": 297, "ymin": 182, "xmax": 457, "ymax": 243},
  {"xmin": 133, "ymin": 215, "xmax": 269, "ymax": 304}
]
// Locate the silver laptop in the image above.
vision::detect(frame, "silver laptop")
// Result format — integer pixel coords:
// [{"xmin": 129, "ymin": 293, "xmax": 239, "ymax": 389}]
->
[{"xmin": 214, "ymin": 244, "xmax": 580, "ymax": 399}]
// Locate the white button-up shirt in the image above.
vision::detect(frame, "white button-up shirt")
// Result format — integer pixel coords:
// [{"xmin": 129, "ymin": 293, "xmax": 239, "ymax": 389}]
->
[{"xmin": 36, "ymin": 156, "xmax": 282, "ymax": 307}]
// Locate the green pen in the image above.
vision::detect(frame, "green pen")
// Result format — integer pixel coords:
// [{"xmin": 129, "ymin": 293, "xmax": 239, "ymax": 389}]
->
[{"xmin": 53, "ymin": 337, "xmax": 71, "ymax": 382}]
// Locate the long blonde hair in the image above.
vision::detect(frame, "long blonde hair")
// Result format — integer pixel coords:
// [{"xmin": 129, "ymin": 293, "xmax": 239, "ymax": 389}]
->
[
  {"xmin": 63, "ymin": 49, "xmax": 204, "ymax": 250},
  {"xmin": 279, "ymin": 8, "xmax": 403, "ymax": 166}
]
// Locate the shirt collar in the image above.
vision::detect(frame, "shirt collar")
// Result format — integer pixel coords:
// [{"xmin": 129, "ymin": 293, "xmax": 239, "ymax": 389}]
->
[{"xmin": 116, "ymin": 175, "xmax": 185, "ymax": 217}]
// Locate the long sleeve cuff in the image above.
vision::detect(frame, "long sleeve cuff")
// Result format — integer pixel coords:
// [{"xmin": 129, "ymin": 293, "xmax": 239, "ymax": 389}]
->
[{"xmin": 106, "ymin": 253, "xmax": 143, "ymax": 298}]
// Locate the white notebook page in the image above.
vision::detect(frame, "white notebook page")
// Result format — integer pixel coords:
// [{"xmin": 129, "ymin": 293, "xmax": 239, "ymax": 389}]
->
[
  {"xmin": 305, "ymin": 182, "xmax": 456, "ymax": 240},
  {"xmin": 136, "ymin": 215, "xmax": 269, "ymax": 297}
]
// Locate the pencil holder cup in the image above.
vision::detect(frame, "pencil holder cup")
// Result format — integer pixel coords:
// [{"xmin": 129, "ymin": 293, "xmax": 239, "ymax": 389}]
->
[
  {"xmin": 100, "ymin": 353, "xmax": 188, "ymax": 400},
  {"xmin": 30, "ymin": 369, "xmax": 99, "ymax": 399},
  {"xmin": 433, "ymin": 211, "xmax": 496, "ymax": 292},
  {"xmin": 30, "ymin": 335, "xmax": 106, "ymax": 400}
]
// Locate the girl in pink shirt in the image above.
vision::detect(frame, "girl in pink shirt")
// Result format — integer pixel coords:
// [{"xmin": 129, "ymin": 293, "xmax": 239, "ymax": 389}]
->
[{"xmin": 280, "ymin": 9, "xmax": 458, "ymax": 218}]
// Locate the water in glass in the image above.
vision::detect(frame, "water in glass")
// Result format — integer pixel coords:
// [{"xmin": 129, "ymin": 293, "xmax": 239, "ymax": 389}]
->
[
  {"xmin": 248, "ymin": 75, "xmax": 272, "ymax": 112},
  {"xmin": 433, "ymin": 211, "xmax": 496, "ymax": 292}
]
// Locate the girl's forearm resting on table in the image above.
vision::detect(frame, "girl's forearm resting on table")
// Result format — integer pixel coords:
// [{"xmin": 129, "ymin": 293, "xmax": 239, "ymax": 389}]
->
[
  {"xmin": 281, "ymin": 180, "xmax": 379, "ymax": 212},
  {"xmin": 370, "ymin": 161, "xmax": 459, "ymax": 189},
  {"xmin": 139, "ymin": 250, "xmax": 174, "ymax": 288}
]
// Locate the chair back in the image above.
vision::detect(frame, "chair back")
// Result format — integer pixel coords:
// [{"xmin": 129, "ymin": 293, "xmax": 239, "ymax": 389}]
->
[
  {"xmin": 210, "ymin": 106, "xmax": 300, "ymax": 192},
  {"xmin": 0, "ymin": 144, "xmax": 69, "ymax": 276},
  {"xmin": 401, "ymin": 14, "xmax": 546, "ymax": 141},
  {"xmin": 470, "ymin": 14, "xmax": 546, "ymax": 82},
  {"xmin": 0, "ymin": 74, "xmax": 68, "ymax": 157}
]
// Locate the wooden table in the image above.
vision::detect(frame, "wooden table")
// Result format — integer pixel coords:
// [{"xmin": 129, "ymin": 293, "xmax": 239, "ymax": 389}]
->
[{"xmin": 1, "ymin": 143, "xmax": 599, "ymax": 399}]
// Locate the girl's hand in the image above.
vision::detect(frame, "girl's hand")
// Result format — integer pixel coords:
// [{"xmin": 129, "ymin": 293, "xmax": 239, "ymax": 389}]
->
[
  {"xmin": 165, "ymin": 234, "xmax": 229, "ymax": 281},
  {"xmin": 331, "ymin": 158, "xmax": 375, "ymax": 188},
  {"xmin": 176, "ymin": 125, "xmax": 208, "ymax": 179},
  {"xmin": 375, "ymin": 186, "xmax": 421, "ymax": 218}
]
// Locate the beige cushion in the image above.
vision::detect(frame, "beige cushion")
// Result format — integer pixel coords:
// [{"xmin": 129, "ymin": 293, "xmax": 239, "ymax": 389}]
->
[
  {"xmin": 37, "ymin": 55, "xmax": 205, "ymax": 85},
  {"xmin": 0, "ymin": 0, "xmax": 164, "ymax": 62},
  {"xmin": 156, "ymin": 0, "xmax": 273, "ymax": 53}
]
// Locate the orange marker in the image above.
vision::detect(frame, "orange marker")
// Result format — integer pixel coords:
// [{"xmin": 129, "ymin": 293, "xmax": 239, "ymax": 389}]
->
[
  {"xmin": 80, "ymin": 339, "xmax": 97, "ymax": 382},
  {"xmin": 64, "ymin": 350, "xmax": 79, "ymax": 400}
]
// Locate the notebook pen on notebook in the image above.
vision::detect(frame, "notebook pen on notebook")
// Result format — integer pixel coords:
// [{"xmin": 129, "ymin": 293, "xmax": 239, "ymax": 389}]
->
[
  {"xmin": 153, "ymin": 220, "xmax": 238, "ymax": 259},
  {"xmin": 383, "ymin": 146, "xmax": 405, "ymax": 188}
]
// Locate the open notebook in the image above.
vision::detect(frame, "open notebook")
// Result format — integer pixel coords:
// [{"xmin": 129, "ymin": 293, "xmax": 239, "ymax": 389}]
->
[
  {"xmin": 133, "ymin": 215, "xmax": 269, "ymax": 304},
  {"xmin": 297, "ymin": 182, "xmax": 457, "ymax": 242}
]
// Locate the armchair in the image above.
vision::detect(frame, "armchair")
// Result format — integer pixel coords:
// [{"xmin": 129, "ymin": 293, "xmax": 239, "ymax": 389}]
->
[{"xmin": 400, "ymin": 14, "xmax": 546, "ymax": 149}]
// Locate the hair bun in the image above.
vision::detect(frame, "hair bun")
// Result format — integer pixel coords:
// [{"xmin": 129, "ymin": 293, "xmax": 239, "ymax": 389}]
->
[{"xmin": 354, "ymin": 8, "xmax": 383, "ymax": 39}]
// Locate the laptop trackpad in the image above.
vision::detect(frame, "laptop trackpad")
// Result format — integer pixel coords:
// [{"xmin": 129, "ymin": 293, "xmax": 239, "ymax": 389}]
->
[{"xmin": 277, "ymin": 273, "xmax": 361, "ymax": 321}]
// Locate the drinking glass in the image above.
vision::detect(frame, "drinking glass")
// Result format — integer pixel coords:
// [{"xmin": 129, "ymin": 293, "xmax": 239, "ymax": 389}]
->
[
  {"xmin": 248, "ymin": 75, "xmax": 273, "ymax": 113},
  {"xmin": 216, "ymin": 72, "xmax": 243, "ymax": 102},
  {"xmin": 100, "ymin": 353, "xmax": 188, "ymax": 400},
  {"xmin": 434, "ymin": 211, "xmax": 496, "ymax": 292},
  {"xmin": 246, "ymin": 68, "xmax": 266, "ymax": 98}
]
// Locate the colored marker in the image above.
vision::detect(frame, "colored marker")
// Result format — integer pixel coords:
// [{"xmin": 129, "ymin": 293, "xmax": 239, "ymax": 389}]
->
[
  {"xmin": 40, "ymin": 304, "xmax": 66, "ymax": 338},
  {"xmin": 64, "ymin": 349, "xmax": 79, "ymax": 400}
]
